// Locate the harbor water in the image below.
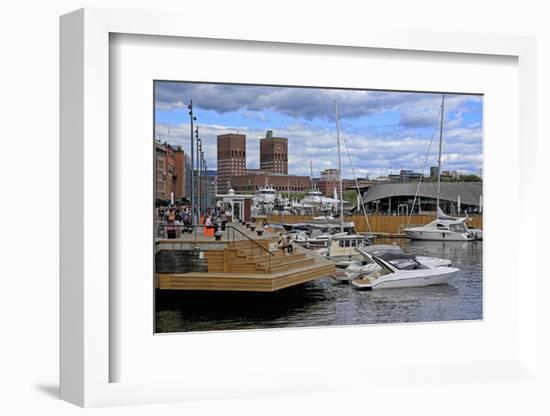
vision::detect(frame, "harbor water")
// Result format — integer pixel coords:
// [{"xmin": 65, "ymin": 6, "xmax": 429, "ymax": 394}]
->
[{"xmin": 155, "ymin": 239, "xmax": 482, "ymax": 333}]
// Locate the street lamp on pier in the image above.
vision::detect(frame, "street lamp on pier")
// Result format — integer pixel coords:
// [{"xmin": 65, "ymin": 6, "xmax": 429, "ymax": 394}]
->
[{"xmin": 188, "ymin": 101, "xmax": 197, "ymax": 225}]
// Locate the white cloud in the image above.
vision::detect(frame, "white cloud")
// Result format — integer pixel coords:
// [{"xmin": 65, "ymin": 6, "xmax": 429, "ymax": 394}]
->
[{"xmin": 155, "ymin": 83, "xmax": 482, "ymax": 178}]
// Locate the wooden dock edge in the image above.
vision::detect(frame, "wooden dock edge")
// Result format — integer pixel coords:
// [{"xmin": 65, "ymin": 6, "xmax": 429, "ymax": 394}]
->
[{"xmin": 155, "ymin": 263, "xmax": 335, "ymax": 292}]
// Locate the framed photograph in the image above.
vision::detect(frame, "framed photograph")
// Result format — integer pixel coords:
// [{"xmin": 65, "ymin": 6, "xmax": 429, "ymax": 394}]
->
[
  {"xmin": 152, "ymin": 80, "xmax": 484, "ymax": 334},
  {"xmin": 60, "ymin": 8, "xmax": 538, "ymax": 408}
]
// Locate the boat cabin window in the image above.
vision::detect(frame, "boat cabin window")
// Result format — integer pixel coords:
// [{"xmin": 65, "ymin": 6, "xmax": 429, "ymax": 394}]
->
[
  {"xmin": 339, "ymin": 238, "xmax": 364, "ymax": 248},
  {"xmin": 436, "ymin": 223, "xmax": 449, "ymax": 230}
]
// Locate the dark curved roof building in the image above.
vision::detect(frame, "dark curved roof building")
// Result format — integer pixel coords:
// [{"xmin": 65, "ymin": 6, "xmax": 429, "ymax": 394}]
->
[{"xmin": 362, "ymin": 182, "xmax": 483, "ymax": 214}]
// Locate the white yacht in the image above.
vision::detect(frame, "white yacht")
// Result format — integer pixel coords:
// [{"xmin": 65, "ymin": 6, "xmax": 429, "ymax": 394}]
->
[
  {"xmin": 331, "ymin": 244, "xmax": 451, "ymax": 282},
  {"xmin": 252, "ymin": 184, "xmax": 278, "ymax": 205},
  {"xmin": 349, "ymin": 246, "xmax": 458, "ymax": 290},
  {"xmin": 298, "ymin": 189, "xmax": 343, "ymax": 210},
  {"xmin": 404, "ymin": 209, "xmax": 475, "ymax": 241},
  {"xmin": 252, "ymin": 184, "xmax": 280, "ymax": 215}
]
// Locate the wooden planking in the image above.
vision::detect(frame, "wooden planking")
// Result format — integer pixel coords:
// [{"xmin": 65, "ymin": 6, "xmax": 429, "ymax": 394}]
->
[
  {"xmin": 258, "ymin": 258, "xmax": 314, "ymax": 272},
  {"xmin": 156, "ymin": 261, "xmax": 336, "ymax": 292},
  {"xmin": 271, "ymin": 264, "xmax": 335, "ymax": 291},
  {"xmin": 205, "ymin": 250, "xmax": 226, "ymax": 272}
]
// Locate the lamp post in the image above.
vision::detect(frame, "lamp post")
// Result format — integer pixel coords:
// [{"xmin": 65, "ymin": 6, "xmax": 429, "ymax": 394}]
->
[
  {"xmin": 188, "ymin": 101, "xmax": 196, "ymax": 225},
  {"xmin": 204, "ymin": 160, "xmax": 208, "ymax": 210},
  {"xmin": 201, "ymin": 150, "xmax": 205, "ymax": 210},
  {"xmin": 195, "ymin": 127, "xmax": 201, "ymax": 218}
]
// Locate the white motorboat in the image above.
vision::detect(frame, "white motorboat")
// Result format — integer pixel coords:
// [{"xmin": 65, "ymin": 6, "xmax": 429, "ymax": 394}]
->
[
  {"xmin": 349, "ymin": 246, "xmax": 458, "ymax": 290},
  {"xmin": 363, "ymin": 245, "xmax": 452, "ymax": 268},
  {"xmin": 404, "ymin": 210, "xmax": 475, "ymax": 241},
  {"xmin": 331, "ymin": 244, "xmax": 451, "ymax": 281}
]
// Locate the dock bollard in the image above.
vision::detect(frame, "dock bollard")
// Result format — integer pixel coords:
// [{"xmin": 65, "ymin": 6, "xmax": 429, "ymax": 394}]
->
[
  {"xmin": 256, "ymin": 229, "xmax": 264, "ymax": 236},
  {"xmin": 245, "ymin": 222, "xmax": 251, "ymax": 229},
  {"xmin": 250, "ymin": 225, "xmax": 256, "ymax": 232},
  {"xmin": 214, "ymin": 231, "xmax": 223, "ymax": 241}
]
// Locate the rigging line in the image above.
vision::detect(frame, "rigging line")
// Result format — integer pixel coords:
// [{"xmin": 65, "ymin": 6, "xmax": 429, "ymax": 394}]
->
[
  {"xmin": 407, "ymin": 104, "xmax": 441, "ymax": 225},
  {"xmin": 340, "ymin": 131, "xmax": 372, "ymax": 233}
]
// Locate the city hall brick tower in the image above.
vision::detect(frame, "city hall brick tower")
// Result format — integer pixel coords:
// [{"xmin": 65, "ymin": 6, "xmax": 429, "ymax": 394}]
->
[
  {"xmin": 260, "ymin": 130, "xmax": 288, "ymax": 175},
  {"xmin": 217, "ymin": 133, "xmax": 246, "ymax": 194}
]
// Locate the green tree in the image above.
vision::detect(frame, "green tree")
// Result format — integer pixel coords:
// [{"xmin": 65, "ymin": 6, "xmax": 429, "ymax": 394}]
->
[
  {"xmin": 343, "ymin": 189, "xmax": 358, "ymax": 204},
  {"xmin": 460, "ymin": 174, "xmax": 482, "ymax": 182}
]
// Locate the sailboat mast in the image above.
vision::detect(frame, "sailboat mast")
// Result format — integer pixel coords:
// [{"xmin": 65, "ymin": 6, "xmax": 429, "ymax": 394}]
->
[
  {"xmin": 436, "ymin": 94, "xmax": 445, "ymax": 215},
  {"xmin": 335, "ymin": 100, "xmax": 344, "ymax": 233}
]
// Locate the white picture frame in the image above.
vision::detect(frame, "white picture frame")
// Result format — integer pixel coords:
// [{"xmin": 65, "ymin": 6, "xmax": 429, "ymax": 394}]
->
[{"xmin": 60, "ymin": 8, "xmax": 538, "ymax": 408}]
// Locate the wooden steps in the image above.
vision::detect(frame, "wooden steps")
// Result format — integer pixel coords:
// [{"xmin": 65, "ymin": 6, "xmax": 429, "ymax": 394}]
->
[
  {"xmin": 206, "ymin": 242, "xmax": 314, "ymax": 274},
  {"xmin": 256, "ymin": 256, "xmax": 314, "ymax": 272}
]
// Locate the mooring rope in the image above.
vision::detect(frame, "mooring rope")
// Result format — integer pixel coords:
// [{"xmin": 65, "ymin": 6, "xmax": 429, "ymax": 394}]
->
[{"xmin": 340, "ymin": 132, "xmax": 372, "ymax": 233}]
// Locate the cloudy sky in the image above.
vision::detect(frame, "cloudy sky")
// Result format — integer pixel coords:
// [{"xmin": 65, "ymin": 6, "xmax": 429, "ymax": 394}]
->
[{"xmin": 154, "ymin": 82, "xmax": 483, "ymax": 179}]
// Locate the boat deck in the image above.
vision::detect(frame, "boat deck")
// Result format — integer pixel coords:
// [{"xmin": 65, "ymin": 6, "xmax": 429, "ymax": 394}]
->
[{"xmin": 350, "ymin": 278, "xmax": 374, "ymax": 290}]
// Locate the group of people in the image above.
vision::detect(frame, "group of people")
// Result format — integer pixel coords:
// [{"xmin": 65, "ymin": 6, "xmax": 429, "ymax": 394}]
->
[
  {"xmin": 157, "ymin": 204, "xmax": 287, "ymax": 243},
  {"xmin": 156, "ymin": 204, "xmax": 228, "ymax": 237},
  {"xmin": 157, "ymin": 204, "xmax": 191, "ymax": 225}
]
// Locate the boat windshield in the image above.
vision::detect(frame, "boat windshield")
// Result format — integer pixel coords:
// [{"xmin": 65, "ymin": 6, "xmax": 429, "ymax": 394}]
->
[
  {"xmin": 369, "ymin": 255, "xmax": 394, "ymax": 275},
  {"xmin": 449, "ymin": 223, "xmax": 467, "ymax": 232},
  {"xmin": 361, "ymin": 247, "xmax": 424, "ymax": 270}
]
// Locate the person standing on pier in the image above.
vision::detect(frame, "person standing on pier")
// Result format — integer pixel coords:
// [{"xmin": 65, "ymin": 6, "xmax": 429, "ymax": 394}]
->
[{"xmin": 285, "ymin": 235, "xmax": 293, "ymax": 254}]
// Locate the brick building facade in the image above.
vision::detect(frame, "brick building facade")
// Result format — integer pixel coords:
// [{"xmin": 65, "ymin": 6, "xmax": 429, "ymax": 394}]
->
[
  {"xmin": 259, "ymin": 130, "xmax": 288, "ymax": 174},
  {"xmin": 231, "ymin": 174, "xmax": 311, "ymax": 193},
  {"xmin": 217, "ymin": 130, "xmax": 310, "ymax": 196},
  {"xmin": 217, "ymin": 133, "xmax": 246, "ymax": 194},
  {"xmin": 154, "ymin": 140, "xmax": 190, "ymax": 201}
]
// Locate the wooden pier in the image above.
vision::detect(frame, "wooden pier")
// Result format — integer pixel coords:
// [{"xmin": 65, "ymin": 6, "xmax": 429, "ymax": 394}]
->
[{"xmin": 155, "ymin": 224, "xmax": 335, "ymax": 292}]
